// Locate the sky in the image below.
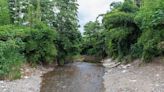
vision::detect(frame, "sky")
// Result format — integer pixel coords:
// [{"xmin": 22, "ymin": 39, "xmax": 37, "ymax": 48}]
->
[{"xmin": 77, "ymin": 0, "xmax": 123, "ymax": 33}]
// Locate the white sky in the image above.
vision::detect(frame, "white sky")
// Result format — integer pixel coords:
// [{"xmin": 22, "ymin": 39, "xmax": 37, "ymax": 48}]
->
[{"xmin": 77, "ymin": 0, "xmax": 123, "ymax": 33}]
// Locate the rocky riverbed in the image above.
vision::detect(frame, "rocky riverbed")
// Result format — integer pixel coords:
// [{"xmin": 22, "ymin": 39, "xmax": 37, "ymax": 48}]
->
[
  {"xmin": 0, "ymin": 64, "xmax": 53, "ymax": 92},
  {"xmin": 103, "ymin": 57, "xmax": 164, "ymax": 92}
]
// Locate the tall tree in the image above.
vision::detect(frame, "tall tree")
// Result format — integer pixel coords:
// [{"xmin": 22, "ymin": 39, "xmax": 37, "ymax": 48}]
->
[
  {"xmin": 8, "ymin": 0, "xmax": 42, "ymax": 26},
  {"xmin": 82, "ymin": 21, "xmax": 106, "ymax": 57},
  {"xmin": 103, "ymin": 0, "xmax": 140, "ymax": 60},
  {"xmin": 52, "ymin": 0, "xmax": 81, "ymax": 65}
]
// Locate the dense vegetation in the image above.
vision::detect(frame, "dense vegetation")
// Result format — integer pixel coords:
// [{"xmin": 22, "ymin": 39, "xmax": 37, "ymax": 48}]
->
[
  {"xmin": 81, "ymin": 20, "xmax": 106, "ymax": 58},
  {"xmin": 0, "ymin": 0, "xmax": 163, "ymax": 80},
  {"xmin": 82, "ymin": 0, "xmax": 164, "ymax": 62},
  {"xmin": 0, "ymin": 0, "xmax": 80, "ymax": 79}
]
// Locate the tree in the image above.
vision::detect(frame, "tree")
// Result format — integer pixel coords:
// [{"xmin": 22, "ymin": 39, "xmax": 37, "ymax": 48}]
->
[
  {"xmin": 103, "ymin": 0, "xmax": 140, "ymax": 60},
  {"xmin": 0, "ymin": 0, "xmax": 10, "ymax": 25},
  {"xmin": 82, "ymin": 20, "xmax": 107, "ymax": 57},
  {"xmin": 51, "ymin": 0, "xmax": 81, "ymax": 65},
  {"xmin": 110, "ymin": 2, "xmax": 122, "ymax": 10},
  {"xmin": 8, "ymin": 0, "xmax": 29, "ymax": 25},
  {"xmin": 8, "ymin": 0, "xmax": 44, "ymax": 26},
  {"xmin": 133, "ymin": 0, "xmax": 164, "ymax": 61}
]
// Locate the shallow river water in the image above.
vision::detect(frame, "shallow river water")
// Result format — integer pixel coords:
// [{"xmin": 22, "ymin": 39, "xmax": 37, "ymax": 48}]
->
[{"xmin": 40, "ymin": 62, "xmax": 105, "ymax": 92}]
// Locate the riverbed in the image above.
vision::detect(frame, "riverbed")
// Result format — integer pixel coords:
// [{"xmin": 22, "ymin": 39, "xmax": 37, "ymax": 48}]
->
[
  {"xmin": 103, "ymin": 58, "xmax": 164, "ymax": 92},
  {"xmin": 40, "ymin": 62, "xmax": 105, "ymax": 92},
  {"xmin": 1, "ymin": 58, "xmax": 164, "ymax": 92}
]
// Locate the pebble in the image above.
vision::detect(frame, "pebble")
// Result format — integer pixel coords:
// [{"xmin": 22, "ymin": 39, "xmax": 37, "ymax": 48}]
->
[
  {"xmin": 62, "ymin": 86, "xmax": 67, "ymax": 88},
  {"xmin": 156, "ymin": 74, "xmax": 160, "ymax": 77},
  {"xmin": 3, "ymin": 88, "xmax": 7, "ymax": 91},
  {"xmin": 24, "ymin": 76, "xmax": 29, "ymax": 79},
  {"xmin": 155, "ymin": 84, "xmax": 160, "ymax": 87},
  {"xmin": 0, "ymin": 81, "xmax": 4, "ymax": 84},
  {"xmin": 129, "ymin": 79, "xmax": 137, "ymax": 82},
  {"xmin": 122, "ymin": 70, "xmax": 127, "ymax": 73},
  {"xmin": 1, "ymin": 85, "xmax": 5, "ymax": 88}
]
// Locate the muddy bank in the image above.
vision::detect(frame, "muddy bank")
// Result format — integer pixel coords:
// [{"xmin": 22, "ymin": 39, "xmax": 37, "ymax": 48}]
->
[
  {"xmin": 0, "ymin": 65, "xmax": 53, "ymax": 92},
  {"xmin": 103, "ymin": 57, "xmax": 164, "ymax": 92}
]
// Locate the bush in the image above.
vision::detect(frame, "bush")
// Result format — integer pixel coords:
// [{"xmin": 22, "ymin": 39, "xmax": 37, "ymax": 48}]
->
[
  {"xmin": 102, "ymin": 0, "xmax": 164, "ymax": 62},
  {"xmin": 103, "ymin": 0, "xmax": 140, "ymax": 61},
  {"xmin": 106, "ymin": 27, "xmax": 132, "ymax": 59},
  {"xmin": 0, "ymin": 40, "xmax": 25, "ymax": 80},
  {"xmin": 131, "ymin": 29, "xmax": 164, "ymax": 61},
  {"xmin": 133, "ymin": 0, "xmax": 164, "ymax": 61},
  {"xmin": 0, "ymin": 24, "xmax": 57, "ymax": 64},
  {"xmin": 24, "ymin": 22, "xmax": 57, "ymax": 64},
  {"xmin": 0, "ymin": 24, "xmax": 57, "ymax": 79},
  {"xmin": 81, "ymin": 21, "xmax": 107, "ymax": 58}
]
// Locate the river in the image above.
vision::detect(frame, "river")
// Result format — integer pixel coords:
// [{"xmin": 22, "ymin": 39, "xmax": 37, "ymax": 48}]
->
[{"xmin": 40, "ymin": 62, "xmax": 105, "ymax": 92}]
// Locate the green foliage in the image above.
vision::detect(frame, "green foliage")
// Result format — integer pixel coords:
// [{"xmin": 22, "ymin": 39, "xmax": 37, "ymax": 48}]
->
[
  {"xmin": 0, "ymin": 0, "xmax": 10, "ymax": 25},
  {"xmin": 53, "ymin": 0, "xmax": 81, "ymax": 65},
  {"xmin": 110, "ymin": 2, "xmax": 122, "ymax": 10},
  {"xmin": 103, "ymin": 12, "xmax": 135, "ymax": 29},
  {"xmin": 119, "ymin": 0, "xmax": 138, "ymax": 13},
  {"xmin": 133, "ymin": 0, "xmax": 164, "ymax": 61},
  {"xmin": 103, "ymin": 0, "xmax": 140, "ymax": 61},
  {"xmin": 25, "ymin": 21, "xmax": 57, "ymax": 64},
  {"xmin": 106, "ymin": 27, "xmax": 133, "ymax": 59},
  {"xmin": 0, "ymin": 0, "xmax": 81, "ymax": 79},
  {"xmin": 0, "ymin": 25, "xmax": 28, "ymax": 41},
  {"xmin": 5, "ymin": 0, "xmax": 81, "ymax": 65},
  {"xmin": 0, "ymin": 24, "xmax": 57, "ymax": 64},
  {"xmin": 100, "ymin": 0, "xmax": 164, "ymax": 62},
  {"xmin": 82, "ymin": 21, "xmax": 107, "ymax": 57},
  {"xmin": 0, "ymin": 40, "xmax": 25, "ymax": 80},
  {"xmin": 101, "ymin": 0, "xmax": 164, "ymax": 62}
]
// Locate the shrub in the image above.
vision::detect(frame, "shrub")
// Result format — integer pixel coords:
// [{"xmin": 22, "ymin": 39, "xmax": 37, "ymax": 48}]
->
[
  {"xmin": 81, "ymin": 21, "xmax": 107, "ymax": 58},
  {"xmin": 131, "ymin": 29, "xmax": 164, "ymax": 61},
  {"xmin": 24, "ymin": 22, "xmax": 57, "ymax": 64},
  {"xmin": 0, "ymin": 24, "xmax": 57, "ymax": 64},
  {"xmin": 133, "ymin": 0, "xmax": 164, "ymax": 61},
  {"xmin": 0, "ymin": 40, "xmax": 25, "ymax": 80},
  {"xmin": 103, "ymin": 0, "xmax": 140, "ymax": 61},
  {"xmin": 106, "ymin": 27, "xmax": 132, "ymax": 59},
  {"xmin": 0, "ymin": 23, "xmax": 57, "ymax": 79}
]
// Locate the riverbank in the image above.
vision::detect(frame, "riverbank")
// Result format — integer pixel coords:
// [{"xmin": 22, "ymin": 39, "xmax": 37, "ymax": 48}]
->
[
  {"xmin": 103, "ymin": 57, "xmax": 164, "ymax": 92},
  {"xmin": 0, "ymin": 64, "xmax": 54, "ymax": 92}
]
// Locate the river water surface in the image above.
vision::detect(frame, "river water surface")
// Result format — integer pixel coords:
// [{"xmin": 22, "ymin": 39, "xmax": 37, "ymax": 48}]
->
[{"xmin": 40, "ymin": 62, "xmax": 105, "ymax": 92}]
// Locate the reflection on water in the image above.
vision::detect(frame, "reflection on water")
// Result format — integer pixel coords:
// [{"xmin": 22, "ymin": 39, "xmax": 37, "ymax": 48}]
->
[{"xmin": 40, "ymin": 62, "xmax": 105, "ymax": 92}]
